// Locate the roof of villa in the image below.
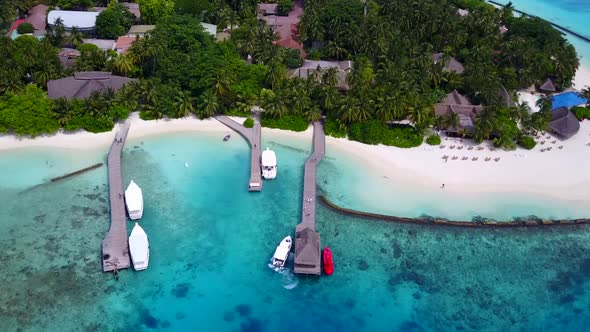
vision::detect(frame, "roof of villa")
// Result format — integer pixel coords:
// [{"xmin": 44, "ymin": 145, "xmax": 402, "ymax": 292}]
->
[
  {"xmin": 114, "ymin": 36, "xmax": 137, "ymax": 54},
  {"xmin": 433, "ymin": 53, "xmax": 465, "ymax": 74},
  {"xmin": 26, "ymin": 4, "xmax": 48, "ymax": 36},
  {"xmin": 540, "ymin": 78, "xmax": 556, "ymax": 92},
  {"xmin": 435, "ymin": 90, "xmax": 484, "ymax": 131},
  {"xmin": 550, "ymin": 107, "xmax": 580, "ymax": 139},
  {"xmin": 48, "ymin": 72, "xmax": 136, "ymax": 100},
  {"xmin": 294, "ymin": 227, "xmax": 320, "ymax": 265},
  {"xmin": 290, "ymin": 60, "xmax": 353, "ymax": 90},
  {"xmin": 258, "ymin": 3, "xmax": 278, "ymax": 16},
  {"xmin": 127, "ymin": 25, "xmax": 155, "ymax": 36}
]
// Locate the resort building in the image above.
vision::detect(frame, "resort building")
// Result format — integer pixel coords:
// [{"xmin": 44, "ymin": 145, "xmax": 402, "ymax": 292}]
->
[
  {"xmin": 258, "ymin": 1, "xmax": 306, "ymax": 57},
  {"xmin": 435, "ymin": 90, "xmax": 484, "ymax": 133},
  {"xmin": 127, "ymin": 25, "xmax": 155, "ymax": 38},
  {"xmin": 7, "ymin": 4, "xmax": 48, "ymax": 39},
  {"xmin": 433, "ymin": 53, "xmax": 465, "ymax": 74},
  {"xmin": 294, "ymin": 226, "xmax": 321, "ymax": 275},
  {"xmin": 549, "ymin": 107, "xmax": 580, "ymax": 139},
  {"xmin": 81, "ymin": 39, "xmax": 116, "ymax": 51},
  {"xmin": 290, "ymin": 60, "xmax": 353, "ymax": 90},
  {"xmin": 539, "ymin": 78, "xmax": 557, "ymax": 93},
  {"xmin": 58, "ymin": 48, "xmax": 81, "ymax": 69},
  {"xmin": 48, "ymin": 10, "xmax": 99, "ymax": 32},
  {"xmin": 48, "ymin": 72, "xmax": 136, "ymax": 100},
  {"xmin": 114, "ymin": 36, "xmax": 137, "ymax": 54}
]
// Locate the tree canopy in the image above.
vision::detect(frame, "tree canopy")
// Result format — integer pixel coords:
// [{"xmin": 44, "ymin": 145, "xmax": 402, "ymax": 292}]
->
[{"xmin": 96, "ymin": 3, "xmax": 136, "ymax": 39}]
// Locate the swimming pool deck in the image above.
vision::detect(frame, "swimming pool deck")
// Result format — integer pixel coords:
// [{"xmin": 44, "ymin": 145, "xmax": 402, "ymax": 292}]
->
[
  {"xmin": 214, "ymin": 115, "xmax": 262, "ymax": 191},
  {"xmin": 102, "ymin": 123, "xmax": 131, "ymax": 272},
  {"xmin": 294, "ymin": 121, "xmax": 325, "ymax": 275}
]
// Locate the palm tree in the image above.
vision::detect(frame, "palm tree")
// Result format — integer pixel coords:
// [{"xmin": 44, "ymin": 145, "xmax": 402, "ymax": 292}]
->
[
  {"xmin": 304, "ymin": 106, "xmax": 322, "ymax": 122},
  {"xmin": 212, "ymin": 71, "xmax": 234, "ymax": 97},
  {"xmin": 51, "ymin": 97, "xmax": 73, "ymax": 126},
  {"xmin": 581, "ymin": 88, "xmax": 590, "ymax": 101},
  {"xmin": 444, "ymin": 111, "xmax": 460, "ymax": 131},
  {"xmin": 112, "ymin": 54, "xmax": 134, "ymax": 77},
  {"xmin": 322, "ymin": 67, "xmax": 339, "ymax": 87},
  {"xmin": 267, "ymin": 60, "xmax": 286, "ymax": 90},
  {"xmin": 200, "ymin": 91, "xmax": 220, "ymax": 118},
  {"xmin": 174, "ymin": 91, "xmax": 195, "ymax": 118},
  {"xmin": 68, "ymin": 27, "xmax": 84, "ymax": 48}
]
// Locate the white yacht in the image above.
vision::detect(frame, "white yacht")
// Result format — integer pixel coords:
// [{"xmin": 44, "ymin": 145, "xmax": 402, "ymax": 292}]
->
[
  {"xmin": 129, "ymin": 222, "xmax": 149, "ymax": 270},
  {"xmin": 272, "ymin": 236, "xmax": 292, "ymax": 267},
  {"xmin": 261, "ymin": 147, "xmax": 277, "ymax": 179},
  {"xmin": 125, "ymin": 180, "xmax": 143, "ymax": 220}
]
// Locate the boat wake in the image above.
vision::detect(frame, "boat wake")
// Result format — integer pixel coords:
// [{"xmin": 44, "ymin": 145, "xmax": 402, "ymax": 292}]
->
[{"xmin": 267, "ymin": 255, "xmax": 299, "ymax": 290}]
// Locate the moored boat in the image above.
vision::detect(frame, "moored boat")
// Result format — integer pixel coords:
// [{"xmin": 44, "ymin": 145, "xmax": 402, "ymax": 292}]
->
[
  {"xmin": 125, "ymin": 180, "xmax": 143, "ymax": 220},
  {"xmin": 129, "ymin": 222, "xmax": 149, "ymax": 270},
  {"xmin": 261, "ymin": 147, "xmax": 277, "ymax": 179},
  {"xmin": 323, "ymin": 246, "xmax": 334, "ymax": 275},
  {"xmin": 272, "ymin": 236, "xmax": 292, "ymax": 267}
]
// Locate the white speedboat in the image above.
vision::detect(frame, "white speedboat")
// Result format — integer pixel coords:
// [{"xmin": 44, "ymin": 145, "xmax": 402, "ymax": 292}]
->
[
  {"xmin": 272, "ymin": 236, "xmax": 292, "ymax": 267},
  {"xmin": 129, "ymin": 222, "xmax": 149, "ymax": 270},
  {"xmin": 261, "ymin": 147, "xmax": 277, "ymax": 179},
  {"xmin": 125, "ymin": 180, "xmax": 143, "ymax": 220}
]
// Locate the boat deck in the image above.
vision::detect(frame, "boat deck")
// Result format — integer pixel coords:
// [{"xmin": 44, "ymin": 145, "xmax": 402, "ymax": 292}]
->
[
  {"xmin": 214, "ymin": 115, "xmax": 262, "ymax": 191},
  {"xmin": 102, "ymin": 123, "xmax": 131, "ymax": 272},
  {"xmin": 294, "ymin": 121, "xmax": 325, "ymax": 275}
]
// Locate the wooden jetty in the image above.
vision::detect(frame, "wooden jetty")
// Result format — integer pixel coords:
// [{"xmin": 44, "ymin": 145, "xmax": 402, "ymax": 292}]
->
[
  {"xmin": 294, "ymin": 121, "xmax": 325, "ymax": 275},
  {"xmin": 102, "ymin": 123, "xmax": 131, "ymax": 272},
  {"xmin": 214, "ymin": 115, "xmax": 263, "ymax": 191}
]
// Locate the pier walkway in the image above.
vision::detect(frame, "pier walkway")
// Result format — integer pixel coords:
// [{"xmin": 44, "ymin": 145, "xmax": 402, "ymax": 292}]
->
[
  {"xmin": 102, "ymin": 123, "xmax": 131, "ymax": 272},
  {"xmin": 294, "ymin": 121, "xmax": 325, "ymax": 275},
  {"xmin": 214, "ymin": 115, "xmax": 262, "ymax": 191}
]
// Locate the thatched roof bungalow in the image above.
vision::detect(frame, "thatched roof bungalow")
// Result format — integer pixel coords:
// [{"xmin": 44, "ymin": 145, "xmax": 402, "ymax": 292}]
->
[
  {"xmin": 48, "ymin": 72, "xmax": 136, "ymax": 100},
  {"xmin": 435, "ymin": 90, "xmax": 484, "ymax": 133},
  {"xmin": 433, "ymin": 53, "xmax": 465, "ymax": 74},
  {"xmin": 549, "ymin": 107, "xmax": 580, "ymax": 139}
]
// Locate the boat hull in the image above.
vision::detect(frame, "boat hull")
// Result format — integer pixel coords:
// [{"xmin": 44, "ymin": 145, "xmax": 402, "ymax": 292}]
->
[
  {"xmin": 272, "ymin": 236, "xmax": 292, "ymax": 267},
  {"xmin": 129, "ymin": 223, "xmax": 149, "ymax": 271},
  {"xmin": 323, "ymin": 247, "xmax": 334, "ymax": 275}
]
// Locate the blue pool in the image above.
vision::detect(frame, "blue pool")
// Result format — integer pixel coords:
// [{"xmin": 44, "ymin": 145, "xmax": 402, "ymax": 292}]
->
[{"xmin": 551, "ymin": 92, "xmax": 588, "ymax": 110}]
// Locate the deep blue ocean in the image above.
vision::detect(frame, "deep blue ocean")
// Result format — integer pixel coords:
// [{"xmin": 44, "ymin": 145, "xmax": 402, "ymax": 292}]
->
[{"xmin": 2, "ymin": 130, "xmax": 590, "ymax": 332}]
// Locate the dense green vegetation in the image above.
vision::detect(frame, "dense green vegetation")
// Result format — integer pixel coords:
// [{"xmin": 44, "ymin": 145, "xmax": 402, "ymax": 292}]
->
[
  {"xmin": 348, "ymin": 121, "xmax": 423, "ymax": 148},
  {"xmin": 96, "ymin": 3, "xmax": 136, "ymax": 39},
  {"xmin": 243, "ymin": 117, "xmax": 254, "ymax": 128},
  {"xmin": 571, "ymin": 106, "xmax": 590, "ymax": 121},
  {"xmin": 426, "ymin": 135, "xmax": 442, "ymax": 145},
  {"xmin": 261, "ymin": 114, "xmax": 309, "ymax": 132},
  {"xmin": 16, "ymin": 22, "xmax": 34, "ymax": 34},
  {"xmin": 0, "ymin": 0, "xmax": 582, "ymax": 150},
  {"xmin": 0, "ymin": 85, "xmax": 59, "ymax": 136},
  {"xmin": 517, "ymin": 135, "xmax": 536, "ymax": 150}
]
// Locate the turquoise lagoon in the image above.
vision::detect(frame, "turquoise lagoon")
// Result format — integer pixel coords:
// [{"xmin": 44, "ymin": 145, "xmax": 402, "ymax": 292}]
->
[{"xmin": 2, "ymin": 132, "xmax": 590, "ymax": 331}]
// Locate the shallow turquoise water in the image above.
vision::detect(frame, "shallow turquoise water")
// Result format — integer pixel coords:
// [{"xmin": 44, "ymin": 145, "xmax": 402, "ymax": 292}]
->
[
  {"xmin": 493, "ymin": 0, "xmax": 590, "ymax": 66},
  {"xmin": 2, "ymin": 132, "xmax": 590, "ymax": 331}
]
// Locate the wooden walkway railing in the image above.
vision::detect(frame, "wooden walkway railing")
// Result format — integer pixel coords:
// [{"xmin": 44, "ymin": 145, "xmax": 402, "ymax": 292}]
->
[
  {"xmin": 214, "ymin": 115, "xmax": 263, "ymax": 191},
  {"xmin": 102, "ymin": 123, "xmax": 131, "ymax": 272},
  {"xmin": 294, "ymin": 121, "xmax": 325, "ymax": 275}
]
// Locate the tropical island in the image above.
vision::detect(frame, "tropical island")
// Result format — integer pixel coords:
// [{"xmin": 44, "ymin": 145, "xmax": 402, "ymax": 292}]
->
[{"xmin": 1, "ymin": 0, "xmax": 589, "ymax": 151}]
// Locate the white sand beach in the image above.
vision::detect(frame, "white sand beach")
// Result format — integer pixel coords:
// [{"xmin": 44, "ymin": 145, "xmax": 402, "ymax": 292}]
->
[
  {"xmin": 2, "ymin": 68, "xmax": 590, "ymax": 207},
  {"xmin": 573, "ymin": 64, "xmax": 590, "ymax": 90}
]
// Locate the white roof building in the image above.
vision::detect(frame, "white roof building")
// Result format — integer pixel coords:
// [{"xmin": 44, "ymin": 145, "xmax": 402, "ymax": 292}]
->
[{"xmin": 48, "ymin": 10, "xmax": 99, "ymax": 32}]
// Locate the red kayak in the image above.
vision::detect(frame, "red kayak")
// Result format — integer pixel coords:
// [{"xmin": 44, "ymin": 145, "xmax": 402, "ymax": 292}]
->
[{"xmin": 323, "ymin": 246, "xmax": 334, "ymax": 275}]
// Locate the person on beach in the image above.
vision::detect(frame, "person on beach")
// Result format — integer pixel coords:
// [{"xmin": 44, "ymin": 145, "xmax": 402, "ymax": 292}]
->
[{"xmin": 441, "ymin": 184, "xmax": 445, "ymax": 189}]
